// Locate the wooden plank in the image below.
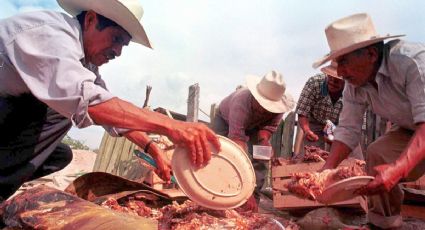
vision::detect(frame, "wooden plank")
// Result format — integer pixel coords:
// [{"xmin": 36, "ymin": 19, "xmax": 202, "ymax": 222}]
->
[
  {"xmin": 104, "ymin": 137, "xmax": 126, "ymax": 174},
  {"xmin": 109, "ymin": 138, "xmax": 129, "ymax": 175},
  {"xmin": 98, "ymin": 135, "xmax": 118, "ymax": 172},
  {"xmin": 116, "ymin": 140, "xmax": 135, "ymax": 177},
  {"xmin": 293, "ymin": 123, "xmax": 304, "ymax": 155},
  {"xmin": 209, "ymin": 103, "xmax": 218, "ymax": 129},
  {"xmin": 271, "ymin": 121, "xmax": 284, "ymax": 157},
  {"xmin": 95, "ymin": 134, "xmax": 111, "ymax": 172},
  {"xmin": 273, "ymin": 192, "xmax": 367, "ymax": 212},
  {"xmin": 401, "ymin": 205, "xmax": 425, "ymax": 220},
  {"xmin": 93, "ymin": 132, "xmax": 109, "ymax": 171},
  {"xmin": 186, "ymin": 83, "xmax": 200, "ymax": 122},
  {"xmin": 281, "ymin": 111, "xmax": 296, "ymax": 158},
  {"xmin": 105, "ymin": 137, "xmax": 126, "ymax": 174},
  {"xmin": 118, "ymin": 143, "xmax": 138, "ymax": 178}
]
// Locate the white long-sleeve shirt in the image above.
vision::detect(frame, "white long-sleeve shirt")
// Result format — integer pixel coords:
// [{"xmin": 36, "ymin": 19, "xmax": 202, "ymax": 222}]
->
[{"xmin": 334, "ymin": 40, "xmax": 425, "ymax": 150}]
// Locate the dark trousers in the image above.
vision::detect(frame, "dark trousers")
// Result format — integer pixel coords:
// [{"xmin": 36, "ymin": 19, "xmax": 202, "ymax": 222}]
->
[{"xmin": 0, "ymin": 143, "xmax": 73, "ymax": 200}]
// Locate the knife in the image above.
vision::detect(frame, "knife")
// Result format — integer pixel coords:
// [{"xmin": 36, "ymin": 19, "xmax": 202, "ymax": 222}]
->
[{"xmin": 134, "ymin": 149, "xmax": 177, "ymax": 184}]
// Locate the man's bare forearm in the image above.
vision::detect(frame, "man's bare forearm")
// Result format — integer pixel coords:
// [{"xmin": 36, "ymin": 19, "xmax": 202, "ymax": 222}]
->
[
  {"xmin": 321, "ymin": 140, "xmax": 351, "ymax": 170},
  {"xmin": 298, "ymin": 115, "xmax": 311, "ymax": 132},
  {"xmin": 88, "ymin": 97, "xmax": 175, "ymax": 135}
]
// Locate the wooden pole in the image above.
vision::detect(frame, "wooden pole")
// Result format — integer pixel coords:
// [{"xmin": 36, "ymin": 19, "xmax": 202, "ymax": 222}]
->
[
  {"xmin": 143, "ymin": 85, "xmax": 152, "ymax": 108},
  {"xmin": 187, "ymin": 83, "xmax": 200, "ymax": 122}
]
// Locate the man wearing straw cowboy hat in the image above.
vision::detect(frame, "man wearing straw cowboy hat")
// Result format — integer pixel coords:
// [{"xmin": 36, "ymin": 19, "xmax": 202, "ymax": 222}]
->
[
  {"xmin": 296, "ymin": 63, "xmax": 343, "ymax": 149},
  {"xmin": 0, "ymin": 0, "xmax": 220, "ymax": 200},
  {"xmin": 295, "ymin": 61, "xmax": 363, "ymax": 159},
  {"xmin": 316, "ymin": 13, "xmax": 425, "ymax": 229},
  {"xmin": 213, "ymin": 70, "xmax": 295, "ymax": 211}
]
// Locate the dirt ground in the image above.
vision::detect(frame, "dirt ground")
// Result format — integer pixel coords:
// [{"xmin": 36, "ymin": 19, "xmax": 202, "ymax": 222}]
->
[{"xmin": 16, "ymin": 149, "xmax": 97, "ymax": 194}]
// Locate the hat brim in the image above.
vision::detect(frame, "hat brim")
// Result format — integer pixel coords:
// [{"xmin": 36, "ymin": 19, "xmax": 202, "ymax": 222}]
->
[
  {"xmin": 313, "ymin": 34, "xmax": 404, "ymax": 69},
  {"xmin": 320, "ymin": 65, "xmax": 342, "ymax": 79},
  {"xmin": 58, "ymin": 0, "xmax": 152, "ymax": 48},
  {"xmin": 246, "ymin": 75, "xmax": 295, "ymax": 114}
]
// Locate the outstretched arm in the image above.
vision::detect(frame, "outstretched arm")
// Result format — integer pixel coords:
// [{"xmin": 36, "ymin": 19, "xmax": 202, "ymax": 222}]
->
[
  {"xmin": 320, "ymin": 140, "xmax": 352, "ymax": 171},
  {"xmin": 298, "ymin": 115, "xmax": 319, "ymax": 142},
  {"xmin": 357, "ymin": 122, "xmax": 425, "ymax": 195},
  {"xmin": 124, "ymin": 130, "xmax": 172, "ymax": 182},
  {"xmin": 88, "ymin": 97, "xmax": 221, "ymax": 167}
]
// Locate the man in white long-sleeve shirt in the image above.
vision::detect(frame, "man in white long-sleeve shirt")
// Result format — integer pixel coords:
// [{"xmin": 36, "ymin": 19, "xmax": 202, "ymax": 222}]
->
[
  {"xmin": 0, "ymin": 0, "xmax": 220, "ymax": 200},
  {"xmin": 315, "ymin": 13, "xmax": 425, "ymax": 229}
]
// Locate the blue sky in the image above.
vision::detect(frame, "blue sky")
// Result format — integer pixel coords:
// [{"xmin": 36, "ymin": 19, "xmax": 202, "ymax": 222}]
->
[{"xmin": 2, "ymin": 0, "xmax": 425, "ymax": 149}]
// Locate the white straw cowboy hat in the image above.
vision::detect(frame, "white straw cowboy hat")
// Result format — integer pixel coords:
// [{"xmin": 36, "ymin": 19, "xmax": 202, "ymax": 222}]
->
[
  {"xmin": 246, "ymin": 70, "xmax": 295, "ymax": 113},
  {"xmin": 57, "ymin": 0, "xmax": 152, "ymax": 48},
  {"xmin": 320, "ymin": 61, "xmax": 342, "ymax": 79},
  {"xmin": 313, "ymin": 13, "xmax": 404, "ymax": 68}
]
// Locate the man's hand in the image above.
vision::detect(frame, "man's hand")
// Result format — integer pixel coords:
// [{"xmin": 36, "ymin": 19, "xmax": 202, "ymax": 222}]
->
[
  {"xmin": 298, "ymin": 115, "xmax": 319, "ymax": 142},
  {"xmin": 319, "ymin": 140, "xmax": 352, "ymax": 172},
  {"xmin": 355, "ymin": 164, "xmax": 404, "ymax": 196},
  {"xmin": 168, "ymin": 122, "xmax": 221, "ymax": 167},
  {"xmin": 154, "ymin": 157, "xmax": 172, "ymax": 183},
  {"xmin": 305, "ymin": 130, "xmax": 319, "ymax": 142}
]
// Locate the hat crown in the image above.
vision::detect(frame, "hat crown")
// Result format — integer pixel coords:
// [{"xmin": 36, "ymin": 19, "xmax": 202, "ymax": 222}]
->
[
  {"xmin": 257, "ymin": 70, "xmax": 286, "ymax": 101},
  {"xmin": 117, "ymin": 0, "xmax": 144, "ymax": 20},
  {"xmin": 326, "ymin": 13, "xmax": 378, "ymax": 53}
]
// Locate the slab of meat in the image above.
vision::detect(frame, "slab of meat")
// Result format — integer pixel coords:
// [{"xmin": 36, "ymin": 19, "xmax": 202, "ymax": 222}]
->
[
  {"xmin": 285, "ymin": 165, "xmax": 366, "ymax": 200},
  {"xmin": 101, "ymin": 198, "xmax": 294, "ymax": 230},
  {"xmin": 303, "ymin": 146, "xmax": 329, "ymax": 162}
]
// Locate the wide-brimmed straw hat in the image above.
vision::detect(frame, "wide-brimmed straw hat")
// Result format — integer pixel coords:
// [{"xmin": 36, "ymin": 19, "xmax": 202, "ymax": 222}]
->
[
  {"xmin": 313, "ymin": 13, "xmax": 404, "ymax": 68},
  {"xmin": 57, "ymin": 0, "xmax": 152, "ymax": 48},
  {"xmin": 246, "ymin": 70, "xmax": 295, "ymax": 113},
  {"xmin": 320, "ymin": 61, "xmax": 342, "ymax": 79}
]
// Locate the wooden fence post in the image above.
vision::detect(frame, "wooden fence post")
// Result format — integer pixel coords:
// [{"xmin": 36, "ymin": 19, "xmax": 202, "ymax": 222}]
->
[
  {"xmin": 187, "ymin": 83, "xmax": 200, "ymax": 122},
  {"xmin": 209, "ymin": 103, "xmax": 218, "ymax": 128},
  {"xmin": 281, "ymin": 111, "xmax": 296, "ymax": 158}
]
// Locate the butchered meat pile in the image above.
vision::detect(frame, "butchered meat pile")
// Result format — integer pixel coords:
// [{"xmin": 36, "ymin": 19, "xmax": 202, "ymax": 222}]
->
[
  {"xmin": 285, "ymin": 164, "xmax": 366, "ymax": 200},
  {"xmin": 101, "ymin": 198, "xmax": 299, "ymax": 230},
  {"xmin": 290, "ymin": 146, "xmax": 330, "ymax": 163}
]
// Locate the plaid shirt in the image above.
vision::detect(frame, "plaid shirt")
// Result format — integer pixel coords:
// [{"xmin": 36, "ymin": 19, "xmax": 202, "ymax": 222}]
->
[{"xmin": 295, "ymin": 74, "xmax": 343, "ymax": 125}]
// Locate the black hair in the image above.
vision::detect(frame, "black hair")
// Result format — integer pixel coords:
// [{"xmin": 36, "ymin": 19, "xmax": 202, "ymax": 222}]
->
[
  {"xmin": 354, "ymin": 41, "xmax": 384, "ymax": 58},
  {"xmin": 76, "ymin": 11, "xmax": 121, "ymax": 31},
  {"xmin": 352, "ymin": 41, "xmax": 385, "ymax": 67}
]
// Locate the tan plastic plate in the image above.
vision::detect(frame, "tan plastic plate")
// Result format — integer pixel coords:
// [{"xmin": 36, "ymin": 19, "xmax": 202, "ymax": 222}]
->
[
  {"xmin": 171, "ymin": 135, "xmax": 256, "ymax": 210},
  {"xmin": 317, "ymin": 176, "xmax": 374, "ymax": 204}
]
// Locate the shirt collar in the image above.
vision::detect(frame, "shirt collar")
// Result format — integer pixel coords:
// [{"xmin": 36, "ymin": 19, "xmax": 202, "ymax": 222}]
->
[
  {"xmin": 320, "ymin": 79, "xmax": 328, "ymax": 96},
  {"xmin": 377, "ymin": 39, "xmax": 401, "ymax": 78}
]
